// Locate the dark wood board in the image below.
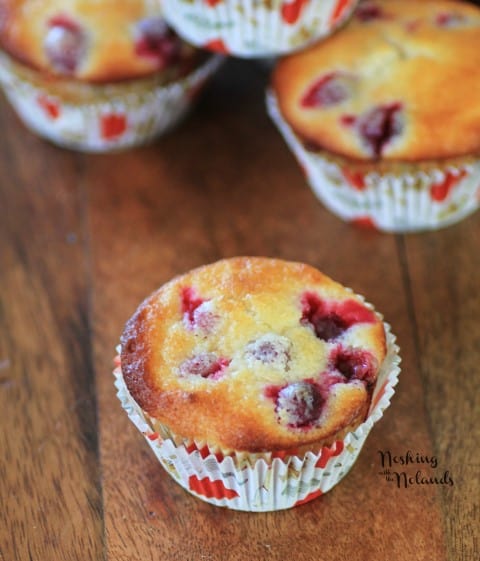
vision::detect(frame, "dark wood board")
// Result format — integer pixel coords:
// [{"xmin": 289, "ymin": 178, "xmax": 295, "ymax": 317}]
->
[{"xmin": 1, "ymin": 58, "xmax": 478, "ymax": 561}]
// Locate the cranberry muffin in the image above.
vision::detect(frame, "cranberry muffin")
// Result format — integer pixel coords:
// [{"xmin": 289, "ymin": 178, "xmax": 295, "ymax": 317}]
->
[
  {"xmin": 114, "ymin": 257, "xmax": 400, "ymax": 510},
  {"xmin": 268, "ymin": 0, "xmax": 480, "ymax": 231},
  {"xmin": 160, "ymin": 0, "xmax": 359, "ymax": 57},
  {"xmin": 0, "ymin": 0, "xmax": 222, "ymax": 151}
]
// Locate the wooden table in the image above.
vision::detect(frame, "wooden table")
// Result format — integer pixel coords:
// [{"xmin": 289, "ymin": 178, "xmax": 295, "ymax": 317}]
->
[{"xmin": 1, "ymin": 57, "xmax": 478, "ymax": 561}]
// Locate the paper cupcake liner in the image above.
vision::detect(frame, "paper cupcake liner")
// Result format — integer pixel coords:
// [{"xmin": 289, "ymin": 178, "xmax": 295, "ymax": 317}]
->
[
  {"xmin": 161, "ymin": 0, "xmax": 359, "ymax": 57},
  {"xmin": 266, "ymin": 91, "xmax": 480, "ymax": 232},
  {"xmin": 0, "ymin": 51, "xmax": 223, "ymax": 152},
  {"xmin": 113, "ymin": 316, "xmax": 401, "ymax": 512}
]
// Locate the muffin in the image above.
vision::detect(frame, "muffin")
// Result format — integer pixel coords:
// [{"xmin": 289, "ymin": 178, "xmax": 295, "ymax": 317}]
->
[
  {"xmin": 0, "ymin": 0, "xmax": 222, "ymax": 151},
  {"xmin": 268, "ymin": 0, "xmax": 480, "ymax": 232},
  {"xmin": 159, "ymin": 0, "xmax": 360, "ymax": 57},
  {"xmin": 114, "ymin": 257, "xmax": 400, "ymax": 511}
]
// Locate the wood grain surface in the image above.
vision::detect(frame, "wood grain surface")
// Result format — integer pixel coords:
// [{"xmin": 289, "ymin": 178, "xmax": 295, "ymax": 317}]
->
[{"xmin": 0, "ymin": 58, "xmax": 478, "ymax": 561}]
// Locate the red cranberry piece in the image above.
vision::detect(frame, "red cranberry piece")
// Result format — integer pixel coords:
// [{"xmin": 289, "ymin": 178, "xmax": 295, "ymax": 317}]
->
[
  {"xmin": 179, "ymin": 353, "xmax": 230, "ymax": 379},
  {"xmin": 320, "ymin": 371, "xmax": 347, "ymax": 390},
  {"xmin": 358, "ymin": 103, "xmax": 403, "ymax": 157},
  {"xmin": 435, "ymin": 12, "xmax": 465, "ymax": 27},
  {"xmin": 301, "ymin": 293, "xmax": 329, "ymax": 338},
  {"xmin": 181, "ymin": 287, "xmax": 205, "ymax": 323},
  {"xmin": 332, "ymin": 346, "xmax": 378, "ymax": 385},
  {"xmin": 245, "ymin": 334, "xmax": 291, "ymax": 369},
  {"xmin": 301, "ymin": 73, "xmax": 354, "ymax": 108},
  {"xmin": 340, "ymin": 300, "xmax": 377, "ymax": 325},
  {"xmin": 276, "ymin": 381, "xmax": 323, "ymax": 428},
  {"xmin": 134, "ymin": 17, "xmax": 180, "ymax": 67},
  {"xmin": 44, "ymin": 16, "xmax": 85, "ymax": 75},
  {"xmin": 181, "ymin": 287, "xmax": 218, "ymax": 332},
  {"xmin": 313, "ymin": 313, "xmax": 349, "ymax": 341},
  {"xmin": 301, "ymin": 293, "xmax": 376, "ymax": 342},
  {"xmin": 356, "ymin": 3, "xmax": 384, "ymax": 22}
]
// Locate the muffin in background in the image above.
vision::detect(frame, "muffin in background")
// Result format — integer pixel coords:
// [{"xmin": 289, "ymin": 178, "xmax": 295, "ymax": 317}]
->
[
  {"xmin": 268, "ymin": 0, "xmax": 480, "ymax": 232},
  {"xmin": 114, "ymin": 257, "xmax": 400, "ymax": 511},
  {"xmin": 160, "ymin": 0, "xmax": 360, "ymax": 58},
  {"xmin": 0, "ymin": 0, "xmax": 222, "ymax": 151}
]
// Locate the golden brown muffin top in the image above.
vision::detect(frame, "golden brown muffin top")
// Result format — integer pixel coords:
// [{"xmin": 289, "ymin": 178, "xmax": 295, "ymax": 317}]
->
[
  {"xmin": 120, "ymin": 257, "xmax": 386, "ymax": 453},
  {"xmin": 0, "ymin": 0, "xmax": 199, "ymax": 82},
  {"xmin": 272, "ymin": 0, "xmax": 480, "ymax": 162}
]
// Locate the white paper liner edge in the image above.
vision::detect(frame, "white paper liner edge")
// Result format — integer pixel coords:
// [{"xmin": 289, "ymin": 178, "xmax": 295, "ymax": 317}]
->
[
  {"xmin": 113, "ymin": 318, "xmax": 400, "ymax": 512},
  {"xmin": 0, "ymin": 52, "xmax": 223, "ymax": 152},
  {"xmin": 161, "ymin": 0, "xmax": 359, "ymax": 57},
  {"xmin": 266, "ymin": 90, "xmax": 480, "ymax": 232}
]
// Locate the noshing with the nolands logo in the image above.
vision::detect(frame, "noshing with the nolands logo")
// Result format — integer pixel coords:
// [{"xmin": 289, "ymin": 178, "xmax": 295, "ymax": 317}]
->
[{"xmin": 377, "ymin": 449, "xmax": 454, "ymax": 489}]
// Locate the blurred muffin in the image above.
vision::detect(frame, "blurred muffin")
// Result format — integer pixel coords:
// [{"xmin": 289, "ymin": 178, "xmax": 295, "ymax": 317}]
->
[
  {"xmin": 160, "ymin": 0, "xmax": 360, "ymax": 57},
  {"xmin": 268, "ymin": 0, "xmax": 480, "ymax": 231},
  {"xmin": 114, "ymin": 257, "xmax": 400, "ymax": 511},
  {"xmin": 0, "ymin": 0, "xmax": 222, "ymax": 151}
]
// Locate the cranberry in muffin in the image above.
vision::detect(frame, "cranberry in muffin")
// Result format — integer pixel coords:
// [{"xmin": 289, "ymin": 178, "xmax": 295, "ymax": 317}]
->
[
  {"xmin": 120, "ymin": 257, "xmax": 386, "ymax": 453},
  {"xmin": 269, "ymin": 0, "xmax": 480, "ymax": 231}
]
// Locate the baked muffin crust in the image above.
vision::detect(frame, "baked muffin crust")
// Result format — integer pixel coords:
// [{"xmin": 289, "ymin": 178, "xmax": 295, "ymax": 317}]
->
[
  {"xmin": 0, "ymin": 0, "xmax": 198, "ymax": 82},
  {"xmin": 121, "ymin": 257, "xmax": 386, "ymax": 452},
  {"xmin": 272, "ymin": 0, "xmax": 480, "ymax": 161}
]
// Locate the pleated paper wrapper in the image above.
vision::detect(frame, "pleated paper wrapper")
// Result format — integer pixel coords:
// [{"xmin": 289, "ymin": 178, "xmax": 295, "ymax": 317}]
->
[
  {"xmin": 161, "ymin": 0, "xmax": 359, "ymax": 57},
  {"xmin": 0, "ymin": 51, "xmax": 223, "ymax": 153},
  {"xmin": 266, "ymin": 91, "xmax": 480, "ymax": 232},
  {"xmin": 113, "ymin": 320, "xmax": 400, "ymax": 512}
]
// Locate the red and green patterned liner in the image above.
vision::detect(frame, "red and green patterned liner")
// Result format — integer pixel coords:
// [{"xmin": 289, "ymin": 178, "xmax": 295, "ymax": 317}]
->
[
  {"xmin": 161, "ymin": 0, "xmax": 359, "ymax": 57},
  {"xmin": 266, "ymin": 90, "xmax": 480, "ymax": 232},
  {"xmin": 113, "ymin": 316, "xmax": 400, "ymax": 512},
  {"xmin": 0, "ymin": 50, "xmax": 223, "ymax": 152}
]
